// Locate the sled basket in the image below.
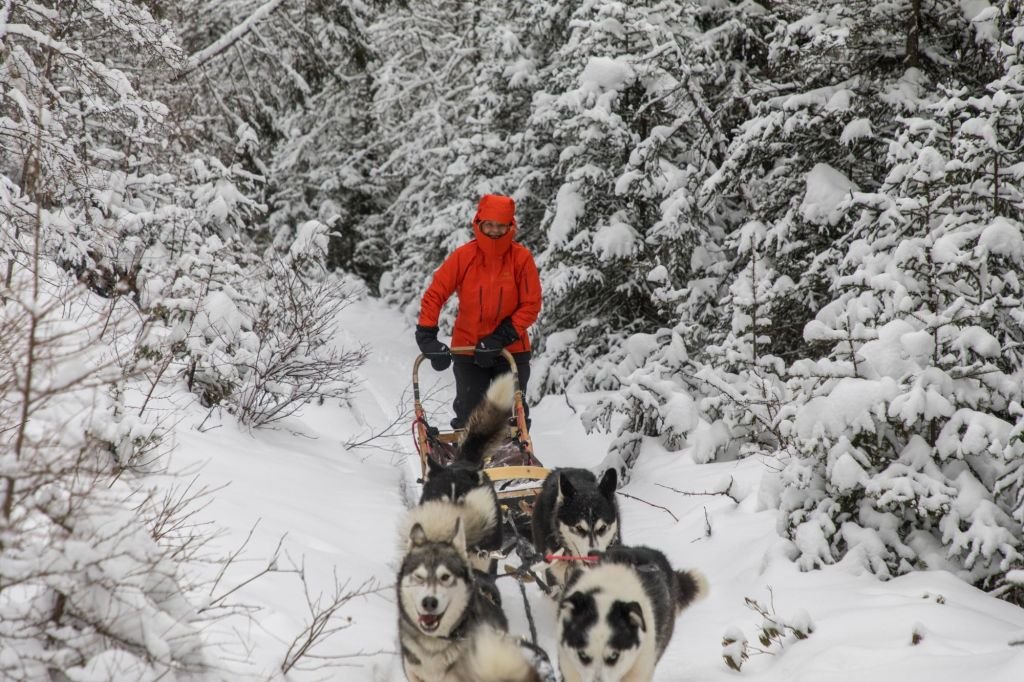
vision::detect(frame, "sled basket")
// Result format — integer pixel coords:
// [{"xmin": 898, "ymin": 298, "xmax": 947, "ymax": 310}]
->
[{"xmin": 411, "ymin": 348, "xmax": 549, "ymax": 531}]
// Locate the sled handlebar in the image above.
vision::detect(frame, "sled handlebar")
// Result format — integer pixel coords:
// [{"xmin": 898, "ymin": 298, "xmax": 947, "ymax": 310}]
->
[{"xmin": 412, "ymin": 347, "xmax": 518, "ymax": 382}]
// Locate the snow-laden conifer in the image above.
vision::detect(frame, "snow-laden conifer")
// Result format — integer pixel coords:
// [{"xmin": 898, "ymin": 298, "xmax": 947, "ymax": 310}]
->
[
  {"xmin": 375, "ymin": 2, "xmax": 542, "ymax": 324},
  {"xmin": 778, "ymin": 1, "xmax": 1024, "ymax": 603}
]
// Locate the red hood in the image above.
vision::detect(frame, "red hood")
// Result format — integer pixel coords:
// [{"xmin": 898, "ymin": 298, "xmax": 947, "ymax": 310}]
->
[{"xmin": 473, "ymin": 221, "xmax": 516, "ymax": 260}]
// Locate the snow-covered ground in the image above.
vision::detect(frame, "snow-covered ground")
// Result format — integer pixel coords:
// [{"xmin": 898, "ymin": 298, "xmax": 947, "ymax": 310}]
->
[{"xmin": 167, "ymin": 293, "xmax": 1024, "ymax": 681}]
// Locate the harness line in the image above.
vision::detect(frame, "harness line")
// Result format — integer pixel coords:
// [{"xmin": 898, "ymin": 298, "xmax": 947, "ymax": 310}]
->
[{"xmin": 544, "ymin": 553, "xmax": 600, "ymax": 563}]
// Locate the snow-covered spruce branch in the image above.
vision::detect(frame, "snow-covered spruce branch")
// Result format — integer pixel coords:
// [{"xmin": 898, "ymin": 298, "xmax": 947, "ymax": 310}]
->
[
  {"xmin": 693, "ymin": 369, "xmax": 789, "ymax": 450},
  {"xmin": 1, "ymin": 341, "xmax": 227, "ymax": 679},
  {"xmin": 179, "ymin": 0, "xmax": 289, "ymax": 78}
]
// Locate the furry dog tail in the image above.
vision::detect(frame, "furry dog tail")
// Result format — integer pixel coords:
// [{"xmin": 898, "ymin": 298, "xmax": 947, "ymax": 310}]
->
[
  {"xmin": 457, "ymin": 627, "xmax": 542, "ymax": 682},
  {"xmin": 399, "ymin": 494, "xmax": 497, "ymax": 554},
  {"xmin": 458, "ymin": 373, "xmax": 515, "ymax": 466},
  {"xmin": 674, "ymin": 569, "xmax": 710, "ymax": 614}
]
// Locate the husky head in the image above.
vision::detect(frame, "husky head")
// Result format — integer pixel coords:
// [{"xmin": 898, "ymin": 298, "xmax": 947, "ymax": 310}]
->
[
  {"xmin": 556, "ymin": 468, "xmax": 619, "ymax": 557},
  {"xmin": 557, "ymin": 565, "xmax": 650, "ymax": 682},
  {"xmin": 421, "ymin": 458, "xmax": 488, "ymax": 504},
  {"xmin": 398, "ymin": 519, "xmax": 473, "ymax": 637}
]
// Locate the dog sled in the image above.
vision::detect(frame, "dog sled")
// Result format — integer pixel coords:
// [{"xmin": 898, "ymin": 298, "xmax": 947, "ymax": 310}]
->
[{"xmin": 411, "ymin": 347, "xmax": 549, "ymax": 534}]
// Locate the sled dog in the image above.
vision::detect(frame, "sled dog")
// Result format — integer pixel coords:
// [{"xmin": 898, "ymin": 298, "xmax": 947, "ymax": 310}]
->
[
  {"xmin": 556, "ymin": 545, "xmax": 708, "ymax": 682},
  {"xmin": 398, "ymin": 517, "xmax": 509, "ymax": 682},
  {"xmin": 417, "ymin": 373, "xmax": 515, "ymax": 571},
  {"xmin": 531, "ymin": 467, "xmax": 620, "ymax": 592}
]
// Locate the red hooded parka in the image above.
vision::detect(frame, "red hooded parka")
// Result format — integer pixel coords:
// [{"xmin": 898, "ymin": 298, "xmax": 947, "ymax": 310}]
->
[{"xmin": 417, "ymin": 195, "xmax": 541, "ymax": 353}]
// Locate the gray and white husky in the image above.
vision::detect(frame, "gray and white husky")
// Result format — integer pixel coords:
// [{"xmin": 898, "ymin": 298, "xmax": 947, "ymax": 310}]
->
[
  {"xmin": 556, "ymin": 545, "xmax": 708, "ymax": 682},
  {"xmin": 417, "ymin": 373, "xmax": 515, "ymax": 572},
  {"xmin": 531, "ymin": 467, "xmax": 620, "ymax": 592},
  {"xmin": 397, "ymin": 517, "xmax": 542, "ymax": 682}
]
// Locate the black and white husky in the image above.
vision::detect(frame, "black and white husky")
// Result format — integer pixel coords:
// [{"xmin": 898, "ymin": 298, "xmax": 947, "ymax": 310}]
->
[
  {"xmin": 397, "ymin": 517, "xmax": 542, "ymax": 682},
  {"xmin": 556, "ymin": 545, "xmax": 708, "ymax": 682},
  {"xmin": 417, "ymin": 373, "xmax": 515, "ymax": 572},
  {"xmin": 531, "ymin": 467, "xmax": 620, "ymax": 592}
]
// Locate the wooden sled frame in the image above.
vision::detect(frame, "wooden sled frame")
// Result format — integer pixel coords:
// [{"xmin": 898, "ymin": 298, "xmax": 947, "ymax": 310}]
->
[{"xmin": 412, "ymin": 347, "xmax": 549, "ymax": 501}]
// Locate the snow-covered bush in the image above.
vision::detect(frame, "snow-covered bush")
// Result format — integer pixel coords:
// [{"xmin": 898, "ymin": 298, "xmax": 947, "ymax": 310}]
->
[
  {"xmin": 0, "ymin": 255, "xmax": 216, "ymax": 680},
  {"xmin": 144, "ymin": 218, "xmax": 366, "ymax": 426},
  {"xmin": 722, "ymin": 593, "xmax": 815, "ymax": 672},
  {"xmin": 233, "ymin": 265, "xmax": 367, "ymax": 428}
]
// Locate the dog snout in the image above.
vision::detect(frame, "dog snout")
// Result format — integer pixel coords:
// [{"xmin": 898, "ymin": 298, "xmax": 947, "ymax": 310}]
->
[{"xmin": 421, "ymin": 596, "xmax": 438, "ymax": 612}]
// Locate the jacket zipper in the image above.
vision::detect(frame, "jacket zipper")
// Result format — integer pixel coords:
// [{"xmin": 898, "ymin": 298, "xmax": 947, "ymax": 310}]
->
[{"xmin": 495, "ymin": 289, "xmax": 503, "ymax": 332}]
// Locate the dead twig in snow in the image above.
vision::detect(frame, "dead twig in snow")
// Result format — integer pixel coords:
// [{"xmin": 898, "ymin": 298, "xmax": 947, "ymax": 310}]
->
[
  {"xmin": 656, "ymin": 476, "xmax": 740, "ymax": 504},
  {"xmin": 615, "ymin": 491, "xmax": 678, "ymax": 522},
  {"xmin": 280, "ymin": 561, "xmax": 389, "ymax": 675}
]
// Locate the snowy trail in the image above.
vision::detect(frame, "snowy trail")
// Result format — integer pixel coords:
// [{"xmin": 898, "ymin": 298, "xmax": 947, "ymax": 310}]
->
[
  {"xmin": 170, "ymin": 293, "xmax": 1024, "ymax": 682},
  {"xmin": 168, "ymin": 294, "xmax": 427, "ymax": 680}
]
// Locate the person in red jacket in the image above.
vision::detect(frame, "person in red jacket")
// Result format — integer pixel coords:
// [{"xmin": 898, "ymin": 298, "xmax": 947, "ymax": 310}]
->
[{"xmin": 415, "ymin": 194, "xmax": 542, "ymax": 429}]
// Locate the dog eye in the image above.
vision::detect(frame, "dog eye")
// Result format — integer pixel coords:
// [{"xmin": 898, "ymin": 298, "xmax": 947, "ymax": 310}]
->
[
  {"xmin": 574, "ymin": 525, "xmax": 587, "ymax": 535},
  {"xmin": 577, "ymin": 651, "xmax": 592, "ymax": 665},
  {"xmin": 594, "ymin": 525, "xmax": 606, "ymax": 535},
  {"xmin": 604, "ymin": 651, "xmax": 619, "ymax": 665},
  {"xmin": 438, "ymin": 574, "xmax": 453, "ymax": 585}
]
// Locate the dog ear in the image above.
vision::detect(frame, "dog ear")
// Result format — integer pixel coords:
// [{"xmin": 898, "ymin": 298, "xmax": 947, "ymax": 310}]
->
[
  {"xmin": 561, "ymin": 590, "xmax": 589, "ymax": 616},
  {"xmin": 624, "ymin": 600, "xmax": 646, "ymax": 633},
  {"xmin": 598, "ymin": 468, "xmax": 617, "ymax": 500},
  {"xmin": 427, "ymin": 457, "xmax": 444, "ymax": 475},
  {"xmin": 558, "ymin": 471, "xmax": 576, "ymax": 500},
  {"xmin": 410, "ymin": 522, "xmax": 428, "ymax": 546}
]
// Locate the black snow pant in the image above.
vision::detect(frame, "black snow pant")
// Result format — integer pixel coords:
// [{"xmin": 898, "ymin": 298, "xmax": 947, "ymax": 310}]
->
[{"xmin": 451, "ymin": 352, "xmax": 531, "ymax": 430}]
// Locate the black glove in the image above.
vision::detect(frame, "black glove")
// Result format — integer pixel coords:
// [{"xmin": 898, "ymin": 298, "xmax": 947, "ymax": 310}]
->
[
  {"xmin": 474, "ymin": 318, "xmax": 519, "ymax": 368},
  {"xmin": 415, "ymin": 325, "xmax": 452, "ymax": 371}
]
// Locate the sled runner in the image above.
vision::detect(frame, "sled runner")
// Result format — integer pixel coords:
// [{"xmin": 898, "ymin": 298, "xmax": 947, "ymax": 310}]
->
[{"xmin": 411, "ymin": 347, "xmax": 548, "ymax": 533}]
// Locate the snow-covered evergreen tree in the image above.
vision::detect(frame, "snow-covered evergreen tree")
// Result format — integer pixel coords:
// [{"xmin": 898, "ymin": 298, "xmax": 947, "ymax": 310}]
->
[
  {"xmin": 371, "ymin": 0, "xmax": 518, "ymax": 316},
  {"xmin": 0, "ymin": 0, "xmax": 181, "ymax": 297},
  {"xmin": 778, "ymin": 0, "xmax": 1024, "ymax": 603},
  {"xmin": 0, "ymin": 4, "xmax": 373, "ymax": 676},
  {"xmin": 524, "ymin": 2, "xmax": 711, "ymax": 399},
  {"xmin": 553, "ymin": 0, "xmax": 783, "ymax": 469}
]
